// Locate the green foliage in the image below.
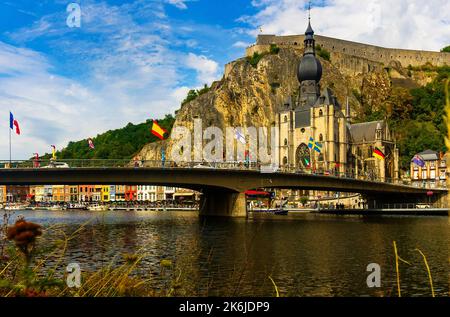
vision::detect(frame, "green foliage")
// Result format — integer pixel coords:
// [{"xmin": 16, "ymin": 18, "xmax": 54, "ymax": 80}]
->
[
  {"xmin": 441, "ymin": 45, "xmax": 450, "ymax": 53},
  {"xmin": 181, "ymin": 84, "xmax": 211, "ymax": 105},
  {"xmin": 41, "ymin": 114, "xmax": 175, "ymax": 160},
  {"xmin": 270, "ymin": 44, "xmax": 280, "ymax": 54},
  {"xmin": 247, "ymin": 52, "xmax": 266, "ymax": 68},
  {"xmin": 362, "ymin": 66, "xmax": 450, "ymax": 169},
  {"xmin": 315, "ymin": 45, "xmax": 330, "ymax": 62}
]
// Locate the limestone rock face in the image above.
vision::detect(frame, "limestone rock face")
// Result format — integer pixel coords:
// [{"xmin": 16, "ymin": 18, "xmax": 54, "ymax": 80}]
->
[{"xmin": 136, "ymin": 47, "xmax": 424, "ymax": 161}]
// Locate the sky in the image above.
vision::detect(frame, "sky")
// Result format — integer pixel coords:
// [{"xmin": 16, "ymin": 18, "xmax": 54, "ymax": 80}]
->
[{"xmin": 0, "ymin": 0, "xmax": 449, "ymax": 159}]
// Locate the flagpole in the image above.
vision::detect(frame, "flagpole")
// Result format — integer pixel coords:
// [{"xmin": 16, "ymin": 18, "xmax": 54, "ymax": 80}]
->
[{"xmin": 9, "ymin": 118, "xmax": 11, "ymax": 165}]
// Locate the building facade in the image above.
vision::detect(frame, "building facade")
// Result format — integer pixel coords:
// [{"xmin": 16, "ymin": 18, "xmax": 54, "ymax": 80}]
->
[
  {"xmin": 410, "ymin": 150, "xmax": 447, "ymax": 188},
  {"xmin": 276, "ymin": 19, "xmax": 399, "ymax": 181}
]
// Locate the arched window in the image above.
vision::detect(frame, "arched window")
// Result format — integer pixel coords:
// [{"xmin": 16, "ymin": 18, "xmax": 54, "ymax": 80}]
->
[
  {"xmin": 284, "ymin": 138, "xmax": 288, "ymax": 146},
  {"xmin": 301, "ymin": 128, "xmax": 306, "ymax": 133},
  {"xmin": 295, "ymin": 144, "xmax": 311, "ymax": 169},
  {"xmin": 283, "ymin": 157, "xmax": 288, "ymax": 165},
  {"xmin": 284, "ymin": 115, "xmax": 288, "ymax": 122},
  {"xmin": 319, "ymin": 109, "xmax": 323, "ymax": 117},
  {"xmin": 319, "ymin": 134, "xmax": 323, "ymax": 142}
]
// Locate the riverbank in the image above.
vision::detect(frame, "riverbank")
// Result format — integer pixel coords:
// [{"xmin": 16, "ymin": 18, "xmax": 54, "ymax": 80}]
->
[{"xmin": 315, "ymin": 208, "xmax": 449, "ymax": 216}]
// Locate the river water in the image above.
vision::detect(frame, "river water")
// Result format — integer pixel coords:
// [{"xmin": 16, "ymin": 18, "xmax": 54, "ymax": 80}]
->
[{"xmin": 5, "ymin": 210, "xmax": 450, "ymax": 297}]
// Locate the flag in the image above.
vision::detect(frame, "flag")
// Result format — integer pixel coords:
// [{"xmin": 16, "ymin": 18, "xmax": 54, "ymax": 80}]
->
[
  {"xmin": 235, "ymin": 130, "xmax": 246, "ymax": 145},
  {"xmin": 9, "ymin": 112, "xmax": 20, "ymax": 135},
  {"xmin": 51, "ymin": 145, "xmax": 56, "ymax": 160},
  {"xmin": 33, "ymin": 153, "xmax": 40, "ymax": 168},
  {"xmin": 412, "ymin": 155, "xmax": 425, "ymax": 167},
  {"xmin": 88, "ymin": 138, "xmax": 95, "ymax": 149},
  {"xmin": 308, "ymin": 137, "xmax": 322, "ymax": 153},
  {"xmin": 372, "ymin": 147, "xmax": 385, "ymax": 160},
  {"xmin": 151, "ymin": 120, "xmax": 167, "ymax": 140}
]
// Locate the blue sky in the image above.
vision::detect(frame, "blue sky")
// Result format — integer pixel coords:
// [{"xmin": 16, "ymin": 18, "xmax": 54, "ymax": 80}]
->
[{"xmin": 1, "ymin": 0, "xmax": 449, "ymax": 159}]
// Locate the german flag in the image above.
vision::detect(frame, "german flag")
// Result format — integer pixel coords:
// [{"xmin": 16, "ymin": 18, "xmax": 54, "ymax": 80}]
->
[
  {"xmin": 151, "ymin": 120, "xmax": 167, "ymax": 140},
  {"xmin": 372, "ymin": 147, "xmax": 385, "ymax": 160}
]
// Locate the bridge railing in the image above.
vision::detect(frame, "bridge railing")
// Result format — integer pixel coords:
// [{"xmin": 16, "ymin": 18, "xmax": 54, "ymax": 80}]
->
[{"xmin": 0, "ymin": 159, "xmax": 447, "ymax": 190}]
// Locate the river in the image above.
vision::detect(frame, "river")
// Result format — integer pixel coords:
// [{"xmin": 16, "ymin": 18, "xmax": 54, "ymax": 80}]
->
[{"xmin": 4, "ymin": 210, "xmax": 449, "ymax": 297}]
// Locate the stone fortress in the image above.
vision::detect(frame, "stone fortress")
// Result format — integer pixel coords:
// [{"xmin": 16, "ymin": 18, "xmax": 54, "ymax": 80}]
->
[{"xmin": 244, "ymin": 33, "xmax": 450, "ymax": 77}]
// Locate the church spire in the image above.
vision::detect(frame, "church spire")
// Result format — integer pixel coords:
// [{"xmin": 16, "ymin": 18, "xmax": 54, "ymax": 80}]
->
[{"xmin": 304, "ymin": 1, "xmax": 315, "ymax": 55}]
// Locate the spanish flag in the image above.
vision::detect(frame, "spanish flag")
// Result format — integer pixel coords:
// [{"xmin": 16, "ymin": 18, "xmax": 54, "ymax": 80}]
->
[
  {"xmin": 373, "ymin": 147, "xmax": 385, "ymax": 160},
  {"xmin": 151, "ymin": 120, "xmax": 167, "ymax": 140}
]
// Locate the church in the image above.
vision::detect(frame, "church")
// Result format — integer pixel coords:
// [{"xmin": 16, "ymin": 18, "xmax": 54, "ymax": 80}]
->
[{"xmin": 276, "ymin": 18, "xmax": 399, "ymax": 181}]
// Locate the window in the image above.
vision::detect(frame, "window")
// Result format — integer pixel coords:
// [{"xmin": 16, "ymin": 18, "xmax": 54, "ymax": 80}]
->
[
  {"xmin": 430, "ymin": 170, "xmax": 436, "ymax": 179},
  {"xmin": 284, "ymin": 115, "xmax": 288, "ymax": 122},
  {"xmin": 283, "ymin": 157, "xmax": 288, "ymax": 165},
  {"xmin": 319, "ymin": 109, "xmax": 323, "ymax": 117},
  {"xmin": 284, "ymin": 139, "xmax": 288, "ymax": 146},
  {"xmin": 319, "ymin": 134, "xmax": 323, "ymax": 142},
  {"xmin": 422, "ymin": 170, "xmax": 427, "ymax": 179}
]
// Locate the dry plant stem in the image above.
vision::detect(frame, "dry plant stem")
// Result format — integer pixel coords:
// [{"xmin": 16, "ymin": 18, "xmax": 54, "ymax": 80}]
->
[{"xmin": 414, "ymin": 248, "xmax": 435, "ymax": 297}]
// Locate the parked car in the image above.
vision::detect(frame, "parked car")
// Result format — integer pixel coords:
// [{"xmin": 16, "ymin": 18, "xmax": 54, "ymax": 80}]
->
[{"xmin": 42, "ymin": 162, "xmax": 70, "ymax": 168}]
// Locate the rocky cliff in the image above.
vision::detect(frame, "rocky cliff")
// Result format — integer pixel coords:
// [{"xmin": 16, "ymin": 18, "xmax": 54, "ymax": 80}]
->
[{"xmin": 137, "ymin": 46, "xmax": 436, "ymax": 161}]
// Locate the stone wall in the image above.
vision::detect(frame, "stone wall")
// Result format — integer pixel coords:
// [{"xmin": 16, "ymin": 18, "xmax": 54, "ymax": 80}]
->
[{"xmin": 247, "ymin": 34, "xmax": 450, "ymax": 73}]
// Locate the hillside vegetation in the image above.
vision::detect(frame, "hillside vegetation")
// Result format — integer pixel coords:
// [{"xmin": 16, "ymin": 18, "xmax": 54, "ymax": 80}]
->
[
  {"xmin": 41, "ymin": 114, "xmax": 175, "ymax": 160},
  {"xmin": 362, "ymin": 66, "xmax": 450, "ymax": 168}
]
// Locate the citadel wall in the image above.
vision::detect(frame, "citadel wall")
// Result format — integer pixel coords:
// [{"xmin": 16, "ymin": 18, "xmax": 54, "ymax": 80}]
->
[{"xmin": 246, "ymin": 34, "xmax": 450, "ymax": 75}]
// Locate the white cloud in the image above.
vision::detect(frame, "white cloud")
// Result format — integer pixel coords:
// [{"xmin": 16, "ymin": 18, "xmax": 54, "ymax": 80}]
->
[
  {"xmin": 185, "ymin": 53, "xmax": 220, "ymax": 86},
  {"xmin": 242, "ymin": 0, "xmax": 450, "ymax": 51},
  {"xmin": 232, "ymin": 41, "xmax": 251, "ymax": 48},
  {"xmin": 166, "ymin": 0, "xmax": 188, "ymax": 10}
]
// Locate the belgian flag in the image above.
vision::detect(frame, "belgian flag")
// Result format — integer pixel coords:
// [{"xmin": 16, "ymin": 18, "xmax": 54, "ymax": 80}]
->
[
  {"xmin": 151, "ymin": 120, "xmax": 168, "ymax": 140},
  {"xmin": 373, "ymin": 147, "xmax": 385, "ymax": 160}
]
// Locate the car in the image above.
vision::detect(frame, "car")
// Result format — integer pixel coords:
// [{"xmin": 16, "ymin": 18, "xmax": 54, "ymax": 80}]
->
[
  {"xmin": 193, "ymin": 163, "xmax": 213, "ymax": 169},
  {"xmin": 42, "ymin": 162, "xmax": 70, "ymax": 168}
]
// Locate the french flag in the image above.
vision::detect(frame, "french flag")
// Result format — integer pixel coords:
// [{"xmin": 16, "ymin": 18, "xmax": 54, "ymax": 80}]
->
[{"xmin": 9, "ymin": 112, "xmax": 20, "ymax": 135}]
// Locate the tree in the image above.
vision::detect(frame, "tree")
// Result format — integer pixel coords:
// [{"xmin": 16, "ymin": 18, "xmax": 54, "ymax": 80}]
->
[{"xmin": 441, "ymin": 45, "xmax": 450, "ymax": 53}]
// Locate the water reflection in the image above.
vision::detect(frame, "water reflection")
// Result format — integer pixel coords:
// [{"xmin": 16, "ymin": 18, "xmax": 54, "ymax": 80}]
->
[{"xmin": 7, "ymin": 210, "xmax": 450, "ymax": 297}]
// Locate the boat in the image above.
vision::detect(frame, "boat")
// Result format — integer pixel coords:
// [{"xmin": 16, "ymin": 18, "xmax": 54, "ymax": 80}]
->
[
  {"xmin": 88, "ymin": 204, "xmax": 109, "ymax": 211},
  {"xmin": 4, "ymin": 204, "xmax": 28, "ymax": 211},
  {"xmin": 273, "ymin": 209, "xmax": 288, "ymax": 215},
  {"xmin": 48, "ymin": 205, "xmax": 65, "ymax": 211},
  {"xmin": 67, "ymin": 203, "xmax": 87, "ymax": 210}
]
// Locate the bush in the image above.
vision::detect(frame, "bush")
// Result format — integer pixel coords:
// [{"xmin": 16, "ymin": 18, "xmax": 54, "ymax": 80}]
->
[
  {"xmin": 247, "ymin": 52, "xmax": 266, "ymax": 68},
  {"xmin": 315, "ymin": 45, "xmax": 331, "ymax": 62},
  {"xmin": 270, "ymin": 44, "xmax": 280, "ymax": 54}
]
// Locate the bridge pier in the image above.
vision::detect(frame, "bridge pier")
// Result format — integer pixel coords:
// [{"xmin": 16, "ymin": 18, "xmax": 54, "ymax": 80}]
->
[{"xmin": 199, "ymin": 191, "xmax": 247, "ymax": 217}]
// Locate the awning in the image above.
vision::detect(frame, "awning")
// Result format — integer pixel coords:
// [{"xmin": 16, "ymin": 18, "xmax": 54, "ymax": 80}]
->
[
  {"xmin": 245, "ymin": 190, "xmax": 270, "ymax": 196},
  {"xmin": 173, "ymin": 193, "xmax": 195, "ymax": 197}
]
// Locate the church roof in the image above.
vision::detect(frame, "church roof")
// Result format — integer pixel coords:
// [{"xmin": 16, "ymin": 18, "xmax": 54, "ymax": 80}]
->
[
  {"xmin": 349, "ymin": 120, "xmax": 385, "ymax": 143},
  {"xmin": 314, "ymin": 87, "xmax": 339, "ymax": 108}
]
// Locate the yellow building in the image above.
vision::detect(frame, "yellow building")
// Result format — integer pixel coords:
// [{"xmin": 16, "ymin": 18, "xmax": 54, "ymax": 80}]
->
[
  {"xmin": 0, "ymin": 186, "xmax": 6, "ymax": 203},
  {"xmin": 52, "ymin": 185, "xmax": 66, "ymax": 202},
  {"xmin": 101, "ymin": 186, "xmax": 110, "ymax": 202},
  {"xmin": 410, "ymin": 150, "xmax": 447, "ymax": 188},
  {"xmin": 29, "ymin": 185, "xmax": 45, "ymax": 202}
]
